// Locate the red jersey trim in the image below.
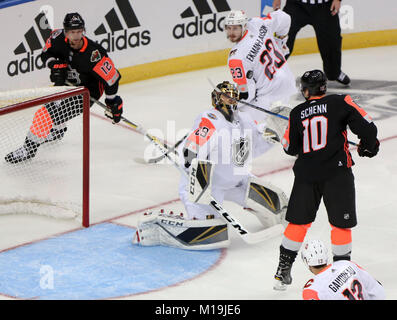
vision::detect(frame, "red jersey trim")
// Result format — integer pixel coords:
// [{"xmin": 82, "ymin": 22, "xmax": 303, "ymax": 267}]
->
[{"xmin": 342, "ymin": 130, "xmax": 352, "ymax": 167}]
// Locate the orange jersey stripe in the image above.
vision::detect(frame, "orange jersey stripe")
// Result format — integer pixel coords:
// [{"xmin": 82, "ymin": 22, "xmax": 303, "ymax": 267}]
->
[
  {"xmin": 342, "ymin": 130, "xmax": 352, "ymax": 167},
  {"xmin": 330, "ymin": 225, "xmax": 352, "ymax": 246},
  {"xmin": 187, "ymin": 117, "xmax": 216, "ymax": 147},
  {"xmin": 282, "ymin": 120, "xmax": 291, "ymax": 149},
  {"xmin": 228, "ymin": 59, "xmax": 247, "ymax": 87},
  {"xmin": 344, "ymin": 95, "xmax": 372, "ymax": 120},
  {"xmin": 93, "ymin": 56, "xmax": 119, "ymax": 86}
]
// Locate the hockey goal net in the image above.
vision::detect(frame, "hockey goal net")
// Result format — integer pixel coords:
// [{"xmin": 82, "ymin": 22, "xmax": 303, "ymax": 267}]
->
[{"xmin": 0, "ymin": 86, "xmax": 90, "ymax": 227}]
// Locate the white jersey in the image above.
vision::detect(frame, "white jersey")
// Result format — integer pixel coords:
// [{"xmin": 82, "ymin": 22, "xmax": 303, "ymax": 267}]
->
[
  {"xmin": 178, "ymin": 108, "xmax": 271, "ymax": 219},
  {"xmin": 227, "ymin": 11, "xmax": 297, "ymax": 122},
  {"xmin": 302, "ymin": 260, "xmax": 385, "ymax": 300}
]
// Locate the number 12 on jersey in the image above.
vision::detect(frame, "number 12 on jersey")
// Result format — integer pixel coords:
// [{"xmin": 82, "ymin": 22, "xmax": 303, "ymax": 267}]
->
[{"xmin": 302, "ymin": 116, "xmax": 328, "ymax": 153}]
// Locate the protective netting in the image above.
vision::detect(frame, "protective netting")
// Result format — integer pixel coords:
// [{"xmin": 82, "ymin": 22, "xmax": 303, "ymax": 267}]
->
[{"xmin": 0, "ymin": 87, "xmax": 88, "ymax": 224}]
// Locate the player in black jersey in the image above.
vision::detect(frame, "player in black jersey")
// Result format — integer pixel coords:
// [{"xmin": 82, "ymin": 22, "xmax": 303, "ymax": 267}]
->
[
  {"xmin": 5, "ymin": 13, "xmax": 123, "ymax": 164},
  {"xmin": 273, "ymin": 69, "xmax": 379, "ymax": 291}
]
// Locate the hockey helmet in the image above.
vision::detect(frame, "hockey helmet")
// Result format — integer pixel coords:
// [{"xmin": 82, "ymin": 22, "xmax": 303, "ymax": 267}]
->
[
  {"xmin": 63, "ymin": 12, "xmax": 85, "ymax": 31},
  {"xmin": 211, "ymin": 81, "xmax": 239, "ymax": 122},
  {"xmin": 224, "ymin": 10, "xmax": 248, "ymax": 34},
  {"xmin": 301, "ymin": 239, "xmax": 329, "ymax": 268},
  {"xmin": 300, "ymin": 69, "xmax": 327, "ymax": 99}
]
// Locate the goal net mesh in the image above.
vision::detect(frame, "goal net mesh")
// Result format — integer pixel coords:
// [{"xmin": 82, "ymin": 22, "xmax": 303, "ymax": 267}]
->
[{"xmin": 0, "ymin": 86, "xmax": 90, "ymax": 226}]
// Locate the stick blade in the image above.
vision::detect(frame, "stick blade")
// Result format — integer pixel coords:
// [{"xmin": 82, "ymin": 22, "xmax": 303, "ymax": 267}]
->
[{"xmin": 240, "ymin": 224, "xmax": 284, "ymax": 244}]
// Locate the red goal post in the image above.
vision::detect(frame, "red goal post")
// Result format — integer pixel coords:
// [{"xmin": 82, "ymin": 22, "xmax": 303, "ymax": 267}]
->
[{"xmin": 0, "ymin": 86, "xmax": 90, "ymax": 227}]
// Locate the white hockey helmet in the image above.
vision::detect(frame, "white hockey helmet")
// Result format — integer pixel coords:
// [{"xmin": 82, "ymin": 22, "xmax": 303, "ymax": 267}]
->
[
  {"xmin": 301, "ymin": 240, "xmax": 329, "ymax": 267},
  {"xmin": 224, "ymin": 10, "xmax": 248, "ymax": 34}
]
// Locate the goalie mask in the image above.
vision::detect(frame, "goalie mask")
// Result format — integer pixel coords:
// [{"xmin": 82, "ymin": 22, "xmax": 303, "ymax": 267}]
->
[{"xmin": 211, "ymin": 81, "xmax": 239, "ymax": 122}]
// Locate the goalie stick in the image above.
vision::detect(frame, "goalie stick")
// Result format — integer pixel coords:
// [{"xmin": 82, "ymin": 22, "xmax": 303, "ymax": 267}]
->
[
  {"xmin": 66, "ymin": 83, "xmax": 283, "ymax": 243},
  {"xmin": 207, "ymin": 78, "xmax": 359, "ymax": 146},
  {"xmin": 146, "ymin": 132, "xmax": 188, "ymax": 164}
]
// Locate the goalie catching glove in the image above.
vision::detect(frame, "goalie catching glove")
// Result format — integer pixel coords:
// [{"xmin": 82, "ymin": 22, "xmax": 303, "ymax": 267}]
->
[
  {"xmin": 105, "ymin": 95, "xmax": 123, "ymax": 123},
  {"xmin": 48, "ymin": 59, "xmax": 68, "ymax": 86},
  {"xmin": 261, "ymin": 104, "xmax": 291, "ymax": 144}
]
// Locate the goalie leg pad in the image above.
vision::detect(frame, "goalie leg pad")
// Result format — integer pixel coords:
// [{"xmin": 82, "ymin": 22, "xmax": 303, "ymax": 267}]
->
[
  {"xmin": 244, "ymin": 177, "xmax": 289, "ymax": 228},
  {"xmin": 133, "ymin": 210, "xmax": 230, "ymax": 250}
]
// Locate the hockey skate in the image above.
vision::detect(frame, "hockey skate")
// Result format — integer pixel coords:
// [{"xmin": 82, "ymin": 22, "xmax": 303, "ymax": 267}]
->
[
  {"xmin": 273, "ymin": 247, "xmax": 297, "ymax": 291},
  {"xmin": 5, "ymin": 138, "xmax": 39, "ymax": 164}
]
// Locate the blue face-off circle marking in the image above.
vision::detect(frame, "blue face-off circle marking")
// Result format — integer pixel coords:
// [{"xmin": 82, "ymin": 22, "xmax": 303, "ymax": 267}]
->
[{"xmin": 0, "ymin": 223, "xmax": 222, "ymax": 300}]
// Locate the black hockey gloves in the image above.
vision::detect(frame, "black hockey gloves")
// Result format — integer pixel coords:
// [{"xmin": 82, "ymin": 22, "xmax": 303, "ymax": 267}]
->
[
  {"xmin": 358, "ymin": 139, "xmax": 380, "ymax": 158},
  {"xmin": 48, "ymin": 59, "xmax": 68, "ymax": 86},
  {"xmin": 105, "ymin": 95, "xmax": 123, "ymax": 123}
]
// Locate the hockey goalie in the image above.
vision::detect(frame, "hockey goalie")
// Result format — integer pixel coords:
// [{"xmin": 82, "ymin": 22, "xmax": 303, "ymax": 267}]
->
[{"xmin": 133, "ymin": 81, "xmax": 288, "ymax": 250}]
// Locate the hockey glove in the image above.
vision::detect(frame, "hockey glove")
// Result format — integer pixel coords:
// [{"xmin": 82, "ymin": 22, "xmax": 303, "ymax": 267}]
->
[
  {"xmin": 48, "ymin": 59, "xmax": 68, "ymax": 86},
  {"xmin": 357, "ymin": 139, "xmax": 379, "ymax": 158},
  {"xmin": 105, "ymin": 96, "xmax": 123, "ymax": 124}
]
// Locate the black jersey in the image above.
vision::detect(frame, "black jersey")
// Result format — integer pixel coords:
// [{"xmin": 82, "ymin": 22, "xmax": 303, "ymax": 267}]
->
[
  {"xmin": 282, "ymin": 94, "xmax": 378, "ymax": 182},
  {"xmin": 41, "ymin": 29, "xmax": 121, "ymax": 100}
]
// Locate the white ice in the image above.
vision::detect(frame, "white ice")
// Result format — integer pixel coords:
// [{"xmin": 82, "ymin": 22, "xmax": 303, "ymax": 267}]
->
[{"xmin": 0, "ymin": 45, "xmax": 396, "ymax": 300}]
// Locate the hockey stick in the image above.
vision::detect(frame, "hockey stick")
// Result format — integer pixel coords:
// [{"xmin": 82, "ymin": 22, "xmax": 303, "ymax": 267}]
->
[
  {"xmin": 208, "ymin": 78, "xmax": 359, "ymax": 146},
  {"xmin": 65, "ymin": 81, "xmax": 178, "ymax": 156},
  {"xmin": 66, "ymin": 82, "xmax": 282, "ymax": 243},
  {"xmin": 146, "ymin": 132, "xmax": 188, "ymax": 164},
  {"xmin": 65, "ymin": 81, "xmax": 188, "ymax": 163},
  {"xmin": 208, "ymin": 78, "xmax": 289, "ymax": 120}
]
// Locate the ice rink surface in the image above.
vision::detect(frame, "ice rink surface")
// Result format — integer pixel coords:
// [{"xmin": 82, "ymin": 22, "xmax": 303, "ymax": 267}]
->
[{"xmin": 0, "ymin": 45, "xmax": 396, "ymax": 300}]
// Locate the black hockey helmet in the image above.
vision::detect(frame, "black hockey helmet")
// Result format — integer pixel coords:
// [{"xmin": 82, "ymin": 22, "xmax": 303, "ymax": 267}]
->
[
  {"xmin": 63, "ymin": 12, "xmax": 85, "ymax": 31},
  {"xmin": 300, "ymin": 69, "xmax": 327, "ymax": 99},
  {"xmin": 211, "ymin": 81, "xmax": 239, "ymax": 122}
]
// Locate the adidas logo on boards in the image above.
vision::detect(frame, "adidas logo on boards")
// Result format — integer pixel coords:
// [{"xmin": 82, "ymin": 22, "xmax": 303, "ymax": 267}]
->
[
  {"xmin": 173, "ymin": 0, "xmax": 231, "ymax": 39},
  {"xmin": 7, "ymin": 12, "xmax": 51, "ymax": 77},
  {"xmin": 94, "ymin": 0, "xmax": 150, "ymax": 52}
]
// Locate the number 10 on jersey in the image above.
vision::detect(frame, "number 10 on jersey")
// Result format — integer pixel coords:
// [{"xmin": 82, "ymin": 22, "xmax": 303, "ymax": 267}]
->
[{"xmin": 302, "ymin": 116, "xmax": 328, "ymax": 153}]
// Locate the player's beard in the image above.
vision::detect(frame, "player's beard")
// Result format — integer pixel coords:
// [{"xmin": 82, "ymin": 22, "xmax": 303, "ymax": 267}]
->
[
  {"xmin": 226, "ymin": 33, "xmax": 242, "ymax": 43},
  {"xmin": 69, "ymin": 38, "xmax": 83, "ymax": 50}
]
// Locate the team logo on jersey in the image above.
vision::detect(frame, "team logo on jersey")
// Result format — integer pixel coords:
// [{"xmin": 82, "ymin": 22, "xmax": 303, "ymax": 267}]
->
[
  {"xmin": 7, "ymin": 11, "xmax": 51, "ymax": 77},
  {"xmin": 90, "ymin": 50, "xmax": 102, "ymax": 63},
  {"xmin": 232, "ymin": 137, "xmax": 250, "ymax": 167},
  {"xmin": 229, "ymin": 49, "xmax": 237, "ymax": 57},
  {"xmin": 173, "ymin": 0, "xmax": 231, "ymax": 39},
  {"xmin": 93, "ymin": 0, "xmax": 151, "ymax": 52},
  {"xmin": 207, "ymin": 113, "xmax": 218, "ymax": 120}
]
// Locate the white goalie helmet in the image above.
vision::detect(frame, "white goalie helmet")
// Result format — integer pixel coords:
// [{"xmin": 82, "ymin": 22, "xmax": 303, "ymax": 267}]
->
[
  {"xmin": 224, "ymin": 10, "xmax": 248, "ymax": 34},
  {"xmin": 301, "ymin": 240, "xmax": 329, "ymax": 267}
]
